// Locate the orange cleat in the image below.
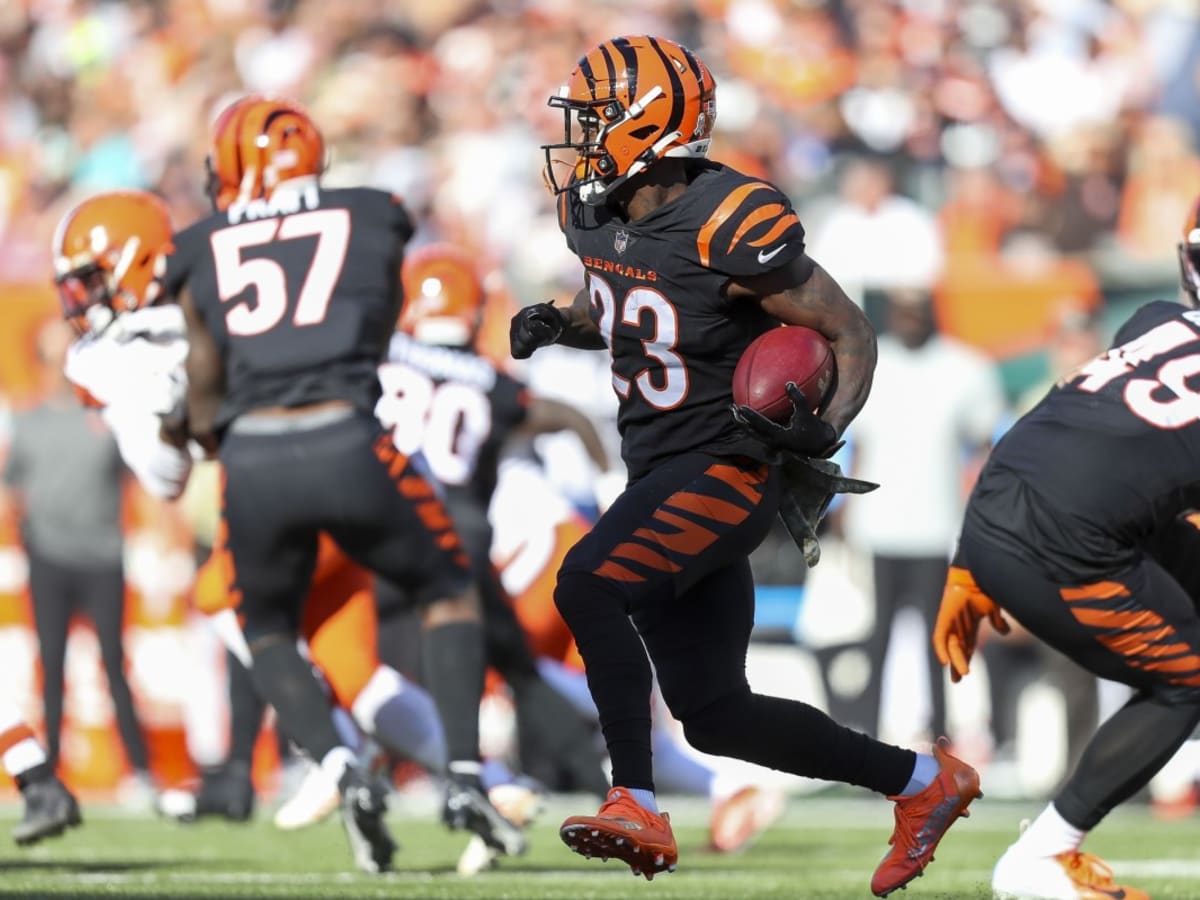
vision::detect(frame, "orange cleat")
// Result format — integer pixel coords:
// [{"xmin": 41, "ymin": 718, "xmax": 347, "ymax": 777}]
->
[
  {"xmin": 560, "ymin": 787, "xmax": 678, "ymax": 880},
  {"xmin": 870, "ymin": 737, "xmax": 982, "ymax": 897}
]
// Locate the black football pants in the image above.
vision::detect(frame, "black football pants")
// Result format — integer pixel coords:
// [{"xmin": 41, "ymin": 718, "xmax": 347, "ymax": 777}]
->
[
  {"xmin": 220, "ymin": 411, "xmax": 472, "ymax": 766},
  {"xmin": 554, "ymin": 452, "xmax": 916, "ymax": 796},
  {"xmin": 963, "ymin": 524, "xmax": 1200, "ymax": 830}
]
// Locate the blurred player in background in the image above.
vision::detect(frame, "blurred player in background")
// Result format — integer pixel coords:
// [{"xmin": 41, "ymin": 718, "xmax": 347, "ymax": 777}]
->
[
  {"xmin": 511, "ymin": 35, "xmax": 980, "ymax": 895},
  {"xmin": 0, "ymin": 699, "xmax": 80, "ymax": 845},
  {"xmin": 932, "ymin": 205, "xmax": 1200, "ymax": 900},
  {"xmin": 379, "ymin": 242, "xmax": 610, "ymax": 802},
  {"xmin": 174, "ymin": 94, "xmax": 524, "ymax": 869},
  {"xmin": 51, "ymin": 188, "xmax": 453, "ymax": 855}
]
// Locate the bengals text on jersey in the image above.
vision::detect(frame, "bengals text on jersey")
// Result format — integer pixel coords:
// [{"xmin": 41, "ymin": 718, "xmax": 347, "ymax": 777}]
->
[{"xmin": 558, "ymin": 159, "xmax": 804, "ymax": 479}]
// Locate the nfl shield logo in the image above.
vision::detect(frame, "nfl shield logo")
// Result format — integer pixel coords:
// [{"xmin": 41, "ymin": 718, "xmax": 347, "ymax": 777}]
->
[{"xmin": 614, "ymin": 229, "xmax": 629, "ymax": 255}]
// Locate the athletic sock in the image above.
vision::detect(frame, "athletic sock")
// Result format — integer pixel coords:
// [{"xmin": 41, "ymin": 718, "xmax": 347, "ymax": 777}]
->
[
  {"xmin": 899, "ymin": 752, "xmax": 940, "ymax": 797},
  {"xmin": 1, "ymin": 725, "xmax": 47, "ymax": 782},
  {"xmin": 352, "ymin": 666, "xmax": 447, "ymax": 773},
  {"xmin": 248, "ymin": 638, "xmax": 344, "ymax": 763},
  {"xmin": 626, "ymin": 787, "xmax": 659, "ymax": 814},
  {"xmin": 1013, "ymin": 802, "xmax": 1085, "ymax": 857},
  {"xmin": 227, "ymin": 652, "xmax": 265, "ymax": 768},
  {"xmin": 421, "ymin": 621, "xmax": 486, "ymax": 766}
]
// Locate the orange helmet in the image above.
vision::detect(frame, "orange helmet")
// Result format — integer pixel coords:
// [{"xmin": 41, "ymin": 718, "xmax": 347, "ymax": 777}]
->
[
  {"xmin": 52, "ymin": 191, "xmax": 174, "ymax": 336},
  {"xmin": 1181, "ymin": 196, "xmax": 1200, "ymax": 308},
  {"xmin": 205, "ymin": 94, "xmax": 325, "ymax": 211},
  {"xmin": 542, "ymin": 35, "xmax": 716, "ymax": 204},
  {"xmin": 399, "ymin": 244, "xmax": 485, "ymax": 346}
]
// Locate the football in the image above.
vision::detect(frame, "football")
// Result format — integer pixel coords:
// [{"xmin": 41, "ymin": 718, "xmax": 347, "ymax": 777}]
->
[{"xmin": 732, "ymin": 326, "xmax": 835, "ymax": 423}]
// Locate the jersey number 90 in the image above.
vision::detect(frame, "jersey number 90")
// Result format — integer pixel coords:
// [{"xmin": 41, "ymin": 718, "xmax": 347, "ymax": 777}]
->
[{"xmin": 376, "ymin": 363, "xmax": 491, "ymax": 487}]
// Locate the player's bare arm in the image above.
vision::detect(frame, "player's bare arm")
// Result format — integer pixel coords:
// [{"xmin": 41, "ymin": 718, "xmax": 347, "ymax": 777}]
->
[
  {"xmin": 520, "ymin": 395, "xmax": 610, "ymax": 470},
  {"xmin": 727, "ymin": 257, "xmax": 876, "ymax": 437},
  {"xmin": 180, "ymin": 284, "xmax": 224, "ymax": 455}
]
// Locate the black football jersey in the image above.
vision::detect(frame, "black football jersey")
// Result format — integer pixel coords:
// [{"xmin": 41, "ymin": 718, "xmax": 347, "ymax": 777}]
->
[
  {"xmin": 166, "ymin": 185, "xmax": 413, "ymax": 430},
  {"xmin": 378, "ymin": 332, "xmax": 529, "ymax": 507},
  {"xmin": 969, "ymin": 300, "xmax": 1200, "ymax": 579},
  {"xmin": 559, "ymin": 160, "xmax": 805, "ymax": 479}
]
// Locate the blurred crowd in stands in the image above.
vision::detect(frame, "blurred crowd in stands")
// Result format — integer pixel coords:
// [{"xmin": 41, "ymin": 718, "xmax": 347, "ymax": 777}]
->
[{"xmin": 0, "ymin": 0, "xmax": 1197, "ymax": 311}]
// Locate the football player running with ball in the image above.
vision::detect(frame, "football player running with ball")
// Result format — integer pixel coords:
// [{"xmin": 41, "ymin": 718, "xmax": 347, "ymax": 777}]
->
[
  {"xmin": 510, "ymin": 35, "xmax": 979, "ymax": 896},
  {"xmin": 933, "ymin": 202, "xmax": 1200, "ymax": 900}
]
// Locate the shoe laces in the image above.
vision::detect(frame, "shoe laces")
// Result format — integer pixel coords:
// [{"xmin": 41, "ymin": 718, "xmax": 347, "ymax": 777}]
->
[
  {"xmin": 888, "ymin": 780, "xmax": 945, "ymax": 859},
  {"xmin": 1062, "ymin": 851, "xmax": 1115, "ymax": 887},
  {"xmin": 599, "ymin": 790, "xmax": 658, "ymax": 826}
]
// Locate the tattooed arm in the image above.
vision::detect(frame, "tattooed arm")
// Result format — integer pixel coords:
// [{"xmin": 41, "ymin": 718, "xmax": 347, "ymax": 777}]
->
[{"xmin": 726, "ymin": 256, "xmax": 877, "ymax": 437}]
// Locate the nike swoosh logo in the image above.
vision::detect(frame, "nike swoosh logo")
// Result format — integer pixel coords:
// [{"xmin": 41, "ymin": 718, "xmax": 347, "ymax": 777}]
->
[{"xmin": 757, "ymin": 245, "xmax": 786, "ymax": 264}]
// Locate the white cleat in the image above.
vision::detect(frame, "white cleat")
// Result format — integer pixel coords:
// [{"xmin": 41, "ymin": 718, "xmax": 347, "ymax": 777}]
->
[
  {"xmin": 456, "ymin": 835, "xmax": 497, "ymax": 877},
  {"xmin": 992, "ymin": 842, "xmax": 1150, "ymax": 899},
  {"xmin": 709, "ymin": 786, "xmax": 786, "ymax": 853},
  {"xmin": 274, "ymin": 761, "xmax": 340, "ymax": 831}
]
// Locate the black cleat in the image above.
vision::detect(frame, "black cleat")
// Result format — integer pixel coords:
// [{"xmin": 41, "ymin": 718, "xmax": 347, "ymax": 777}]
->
[
  {"xmin": 13, "ymin": 766, "xmax": 82, "ymax": 846},
  {"xmin": 196, "ymin": 762, "xmax": 255, "ymax": 822},
  {"xmin": 338, "ymin": 767, "xmax": 397, "ymax": 874},
  {"xmin": 443, "ymin": 777, "xmax": 528, "ymax": 857}
]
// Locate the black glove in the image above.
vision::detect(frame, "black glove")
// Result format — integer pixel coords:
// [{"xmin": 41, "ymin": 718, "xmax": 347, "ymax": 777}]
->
[
  {"xmin": 777, "ymin": 456, "xmax": 877, "ymax": 567},
  {"xmin": 731, "ymin": 382, "xmax": 841, "ymax": 460},
  {"xmin": 510, "ymin": 301, "xmax": 566, "ymax": 360}
]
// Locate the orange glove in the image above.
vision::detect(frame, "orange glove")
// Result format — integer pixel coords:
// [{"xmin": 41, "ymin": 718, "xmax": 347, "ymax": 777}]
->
[{"xmin": 932, "ymin": 565, "xmax": 1010, "ymax": 683}]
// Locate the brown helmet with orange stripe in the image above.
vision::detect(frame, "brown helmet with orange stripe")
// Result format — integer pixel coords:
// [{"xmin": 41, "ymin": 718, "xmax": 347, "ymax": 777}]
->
[
  {"xmin": 205, "ymin": 94, "xmax": 325, "ymax": 212},
  {"xmin": 399, "ymin": 243, "xmax": 486, "ymax": 347},
  {"xmin": 52, "ymin": 190, "xmax": 174, "ymax": 336},
  {"xmin": 1180, "ymin": 196, "xmax": 1200, "ymax": 308},
  {"xmin": 542, "ymin": 35, "xmax": 716, "ymax": 205}
]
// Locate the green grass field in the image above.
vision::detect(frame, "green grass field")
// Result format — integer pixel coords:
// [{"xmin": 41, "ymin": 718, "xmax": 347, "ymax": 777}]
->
[{"xmin": 1, "ymin": 795, "xmax": 1197, "ymax": 899}]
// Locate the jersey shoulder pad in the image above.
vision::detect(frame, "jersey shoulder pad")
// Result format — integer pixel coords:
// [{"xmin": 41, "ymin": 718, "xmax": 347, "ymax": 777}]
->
[
  {"xmin": 335, "ymin": 186, "xmax": 414, "ymax": 242},
  {"xmin": 690, "ymin": 165, "xmax": 805, "ymax": 276},
  {"xmin": 162, "ymin": 214, "xmax": 218, "ymax": 299},
  {"xmin": 1111, "ymin": 300, "xmax": 1195, "ymax": 347}
]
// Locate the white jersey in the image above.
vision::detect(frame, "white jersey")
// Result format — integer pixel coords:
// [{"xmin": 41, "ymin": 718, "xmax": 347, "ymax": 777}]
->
[{"xmin": 64, "ymin": 306, "xmax": 193, "ymax": 500}]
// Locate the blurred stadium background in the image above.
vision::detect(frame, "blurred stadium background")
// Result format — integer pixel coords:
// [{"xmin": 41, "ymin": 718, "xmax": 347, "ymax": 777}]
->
[{"xmin": 1, "ymin": 0, "xmax": 1199, "ymax": 828}]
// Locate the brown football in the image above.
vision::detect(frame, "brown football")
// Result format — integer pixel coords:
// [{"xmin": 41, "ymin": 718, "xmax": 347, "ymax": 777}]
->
[{"xmin": 732, "ymin": 326, "xmax": 835, "ymax": 423}]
